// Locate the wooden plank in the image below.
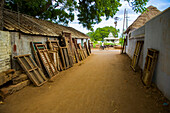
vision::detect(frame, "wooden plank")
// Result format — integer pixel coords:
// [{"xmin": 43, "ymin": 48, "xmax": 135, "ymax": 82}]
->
[
  {"xmin": 56, "ymin": 52, "xmax": 61, "ymax": 71},
  {"xmin": 0, "ymin": 80, "xmax": 30, "ymax": 96},
  {"xmin": 84, "ymin": 42, "xmax": 90, "ymax": 56},
  {"xmin": 48, "ymin": 51, "xmax": 61, "ymax": 71},
  {"xmin": 77, "ymin": 49, "xmax": 82, "ymax": 61},
  {"xmin": 22, "ymin": 56, "xmax": 46, "ymax": 85},
  {"xmin": 35, "ymin": 44, "xmax": 58, "ymax": 78},
  {"xmin": 72, "ymin": 38, "xmax": 80, "ymax": 62},
  {"xmin": 43, "ymin": 51, "xmax": 55, "ymax": 74},
  {"xmin": 59, "ymin": 47, "xmax": 66, "ymax": 69},
  {"xmin": 30, "ymin": 42, "xmax": 43, "ymax": 70},
  {"xmin": 46, "ymin": 39, "xmax": 66, "ymax": 70},
  {"xmin": 88, "ymin": 40, "xmax": 91, "ymax": 53},
  {"xmin": 62, "ymin": 33, "xmax": 75, "ymax": 65},
  {"xmin": 63, "ymin": 48, "xmax": 70, "ymax": 69},
  {"xmin": 59, "ymin": 58, "xmax": 63, "ymax": 71},
  {"xmin": 130, "ymin": 41, "xmax": 143, "ymax": 71},
  {"xmin": 12, "ymin": 74, "xmax": 28, "ymax": 85},
  {"xmin": 29, "ymin": 55, "xmax": 47, "ymax": 81},
  {"xmin": 65, "ymin": 37, "xmax": 75, "ymax": 65},
  {"xmin": 142, "ymin": 48, "xmax": 159, "ymax": 86},
  {"xmin": 28, "ymin": 67, "xmax": 38, "ymax": 72},
  {"xmin": 39, "ymin": 51, "xmax": 53, "ymax": 78},
  {"xmin": 14, "ymin": 55, "xmax": 47, "ymax": 86},
  {"xmin": 72, "ymin": 44, "xmax": 79, "ymax": 63}
]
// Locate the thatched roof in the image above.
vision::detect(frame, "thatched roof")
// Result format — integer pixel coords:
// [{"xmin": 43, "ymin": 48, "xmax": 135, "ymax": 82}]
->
[
  {"xmin": 2, "ymin": 8, "xmax": 89, "ymax": 39},
  {"xmin": 124, "ymin": 5, "xmax": 161, "ymax": 34}
]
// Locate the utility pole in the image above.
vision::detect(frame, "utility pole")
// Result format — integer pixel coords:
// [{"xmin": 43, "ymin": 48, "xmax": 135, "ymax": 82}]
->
[
  {"xmin": 121, "ymin": 8, "xmax": 126, "ymax": 54},
  {"xmin": 126, "ymin": 10, "xmax": 128, "ymax": 29},
  {"xmin": 121, "ymin": 8, "xmax": 129, "ymax": 54},
  {"xmin": 0, "ymin": 0, "xmax": 4, "ymax": 30},
  {"xmin": 125, "ymin": 10, "xmax": 128, "ymax": 53}
]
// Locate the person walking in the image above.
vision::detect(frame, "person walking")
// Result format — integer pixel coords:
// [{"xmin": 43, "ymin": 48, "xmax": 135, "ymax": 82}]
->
[{"xmin": 102, "ymin": 42, "xmax": 104, "ymax": 50}]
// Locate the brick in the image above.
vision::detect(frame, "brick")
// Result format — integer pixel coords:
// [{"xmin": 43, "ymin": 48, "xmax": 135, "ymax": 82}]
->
[{"xmin": 0, "ymin": 80, "xmax": 30, "ymax": 96}]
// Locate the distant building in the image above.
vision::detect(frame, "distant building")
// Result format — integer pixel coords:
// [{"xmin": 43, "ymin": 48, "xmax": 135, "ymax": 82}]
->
[{"xmin": 104, "ymin": 32, "xmax": 119, "ymax": 44}]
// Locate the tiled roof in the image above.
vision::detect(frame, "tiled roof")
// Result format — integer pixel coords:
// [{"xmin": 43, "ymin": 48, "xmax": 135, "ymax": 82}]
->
[{"xmin": 2, "ymin": 8, "xmax": 89, "ymax": 39}]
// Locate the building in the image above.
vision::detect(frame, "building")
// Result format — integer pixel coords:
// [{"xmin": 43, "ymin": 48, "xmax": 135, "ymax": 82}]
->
[
  {"xmin": 124, "ymin": 5, "xmax": 161, "ymax": 54},
  {"xmin": 0, "ymin": 8, "xmax": 89, "ymax": 72},
  {"xmin": 125, "ymin": 7, "xmax": 170, "ymax": 100},
  {"xmin": 124, "ymin": 5, "xmax": 161, "ymax": 68},
  {"xmin": 104, "ymin": 32, "xmax": 119, "ymax": 44}
]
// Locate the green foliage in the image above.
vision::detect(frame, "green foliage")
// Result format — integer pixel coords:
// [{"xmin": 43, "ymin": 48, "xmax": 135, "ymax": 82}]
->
[
  {"xmin": 93, "ymin": 43, "xmax": 100, "ymax": 48},
  {"xmin": 104, "ymin": 43, "xmax": 115, "ymax": 46},
  {"xmin": 86, "ymin": 26, "xmax": 119, "ymax": 41},
  {"xmin": 86, "ymin": 32, "xmax": 95, "ymax": 41},
  {"xmin": 4, "ymin": 0, "xmax": 148, "ymax": 30},
  {"xmin": 126, "ymin": 0, "xmax": 149, "ymax": 13},
  {"xmin": 119, "ymin": 37, "xmax": 124, "ymax": 45}
]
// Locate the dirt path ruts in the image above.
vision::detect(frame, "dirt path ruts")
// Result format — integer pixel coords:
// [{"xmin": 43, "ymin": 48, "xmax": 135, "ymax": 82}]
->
[{"xmin": 0, "ymin": 50, "xmax": 169, "ymax": 113}]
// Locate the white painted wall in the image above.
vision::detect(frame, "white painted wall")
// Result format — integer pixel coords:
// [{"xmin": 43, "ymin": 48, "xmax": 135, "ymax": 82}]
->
[
  {"xmin": 77, "ymin": 39, "xmax": 81, "ymax": 44},
  {"xmin": 127, "ymin": 8, "xmax": 170, "ymax": 100},
  {"xmin": 143, "ymin": 8, "xmax": 170, "ymax": 99},
  {"xmin": 127, "ymin": 38, "xmax": 144, "ymax": 69},
  {"xmin": 126, "ymin": 26, "xmax": 145, "ymax": 69},
  {"xmin": 10, "ymin": 32, "xmax": 55, "ymax": 70}
]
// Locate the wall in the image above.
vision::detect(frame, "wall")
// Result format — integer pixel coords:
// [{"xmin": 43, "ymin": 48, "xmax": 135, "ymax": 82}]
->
[
  {"xmin": 10, "ymin": 32, "xmax": 55, "ymax": 69},
  {"xmin": 0, "ymin": 31, "xmax": 11, "ymax": 72},
  {"xmin": 143, "ymin": 8, "xmax": 170, "ymax": 99},
  {"xmin": 10, "ymin": 33, "xmax": 88, "ymax": 70},
  {"xmin": 77, "ymin": 38, "xmax": 88, "ymax": 47},
  {"xmin": 127, "ymin": 38, "xmax": 144, "ymax": 69},
  {"xmin": 126, "ymin": 26, "xmax": 145, "ymax": 69},
  {"xmin": 77, "ymin": 39, "xmax": 81, "ymax": 44}
]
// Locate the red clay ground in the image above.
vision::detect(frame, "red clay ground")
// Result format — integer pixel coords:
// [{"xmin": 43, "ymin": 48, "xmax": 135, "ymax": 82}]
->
[{"xmin": 0, "ymin": 50, "xmax": 169, "ymax": 113}]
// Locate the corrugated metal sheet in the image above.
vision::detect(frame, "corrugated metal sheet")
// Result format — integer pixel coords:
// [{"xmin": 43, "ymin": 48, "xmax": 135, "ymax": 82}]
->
[{"xmin": 2, "ymin": 8, "xmax": 89, "ymax": 39}]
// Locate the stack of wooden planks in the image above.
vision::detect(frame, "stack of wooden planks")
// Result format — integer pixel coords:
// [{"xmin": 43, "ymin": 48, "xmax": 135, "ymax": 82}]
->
[
  {"xmin": 0, "ymin": 34, "xmax": 91, "ymax": 102},
  {"xmin": 13, "ymin": 34, "xmax": 91, "ymax": 87}
]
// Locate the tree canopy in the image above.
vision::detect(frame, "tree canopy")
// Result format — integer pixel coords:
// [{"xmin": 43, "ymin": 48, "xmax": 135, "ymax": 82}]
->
[
  {"xmin": 86, "ymin": 26, "xmax": 119, "ymax": 41},
  {"xmin": 4, "ymin": 0, "xmax": 148, "ymax": 30}
]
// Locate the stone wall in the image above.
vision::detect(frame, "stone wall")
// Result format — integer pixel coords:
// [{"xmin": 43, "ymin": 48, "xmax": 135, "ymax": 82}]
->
[{"xmin": 0, "ymin": 31, "xmax": 11, "ymax": 72}]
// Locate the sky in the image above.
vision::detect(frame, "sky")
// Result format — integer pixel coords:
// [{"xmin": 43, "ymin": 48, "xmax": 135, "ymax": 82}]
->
[{"xmin": 67, "ymin": 0, "xmax": 170, "ymax": 37}]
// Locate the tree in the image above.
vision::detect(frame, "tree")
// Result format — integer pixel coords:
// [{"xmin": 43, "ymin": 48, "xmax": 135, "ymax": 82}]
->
[
  {"xmin": 86, "ymin": 32, "xmax": 95, "ymax": 41},
  {"xmin": 4, "ymin": 0, "xmax": 148, "ymax": 30},
  {"xmin": 86, "ymin": 26, "xmax": 119, "ymax": 41}
]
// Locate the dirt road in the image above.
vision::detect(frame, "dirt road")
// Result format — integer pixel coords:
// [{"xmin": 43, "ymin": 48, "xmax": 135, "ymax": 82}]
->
[{"xmin": 0, "ymin": 50, "xmax": 169, "ymax": 113}]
